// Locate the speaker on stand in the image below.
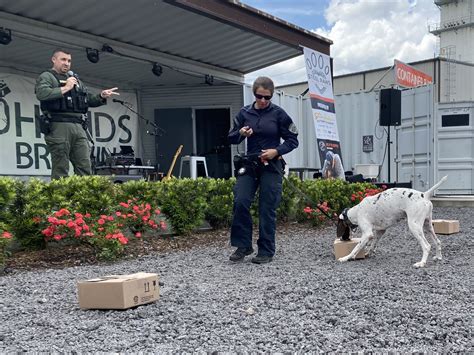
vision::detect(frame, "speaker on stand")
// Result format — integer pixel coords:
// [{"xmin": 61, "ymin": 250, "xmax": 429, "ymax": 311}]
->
[{"xmin": 379, "ymin": 88, "xmax": 401, "ymax": 182}]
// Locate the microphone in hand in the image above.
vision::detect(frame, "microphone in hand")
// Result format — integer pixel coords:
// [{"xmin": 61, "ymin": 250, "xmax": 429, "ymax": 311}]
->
[{"xmin": 66, "ymin": 70, "xmax": 79, "ymax": 90}]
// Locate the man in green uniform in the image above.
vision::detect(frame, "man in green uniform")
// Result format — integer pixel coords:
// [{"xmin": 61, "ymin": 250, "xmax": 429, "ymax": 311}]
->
[{"xmin": 35, "ymin": 48, "xmax": 119, "ymax": 179}]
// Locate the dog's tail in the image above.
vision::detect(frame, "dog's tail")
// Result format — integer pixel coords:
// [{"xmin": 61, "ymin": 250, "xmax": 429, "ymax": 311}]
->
[{"xmin": 424, "ymin": 175, "xmax": 448, "ymax": 200}]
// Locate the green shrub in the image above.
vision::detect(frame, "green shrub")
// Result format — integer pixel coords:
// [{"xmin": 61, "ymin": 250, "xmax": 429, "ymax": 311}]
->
[
  {"xmin": 115, "ymin": 179, "xmax": 162, "ymax": 206},
  {"xmin": 205, "ymin": 178, "xmax": 234, "ymax": 228},
  {"xmin": 47, "ymin": 175, "xmax": 116, "ymax": 215},
  {"xmin": 0, "ymin": 221, "xmax": 13, "ymax": 266},
  {"xmin": 157, "ymin": 178, "xmax": 209, "ymax": 235},
  {"xmin": 277, "ymin": 174, "xmax": 303, "ymax": 222}
]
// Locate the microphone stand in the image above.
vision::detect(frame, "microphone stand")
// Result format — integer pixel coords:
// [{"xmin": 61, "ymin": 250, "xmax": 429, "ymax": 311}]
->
[
  {"xmin": 114, "ymin": 100, "xmax": 165, "ymax": 175},
  {"xmin": 81, "ymin": 114, "xmax": 97, "ymax": 174}
]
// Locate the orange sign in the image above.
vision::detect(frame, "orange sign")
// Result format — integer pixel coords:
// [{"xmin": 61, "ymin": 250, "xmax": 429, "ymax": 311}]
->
[{"xmin": 394, "ymin": 59, "xmax": 432, "ymax": 88}]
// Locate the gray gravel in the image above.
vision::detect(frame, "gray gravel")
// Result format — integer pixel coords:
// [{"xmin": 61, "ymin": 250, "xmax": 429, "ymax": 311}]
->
[{"xmin": 0, "ymin": 206, "xmax": 472, "ymax": 353}]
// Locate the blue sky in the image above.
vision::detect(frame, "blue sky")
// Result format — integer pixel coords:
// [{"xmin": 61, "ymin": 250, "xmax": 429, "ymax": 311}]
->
[
  {"xmin": 242, "ymin": 0, "xmax": 331, "ymax": 30},
  {"xmin": 241, "ymin": 0, "xmax": 440, "ymax": 86}
]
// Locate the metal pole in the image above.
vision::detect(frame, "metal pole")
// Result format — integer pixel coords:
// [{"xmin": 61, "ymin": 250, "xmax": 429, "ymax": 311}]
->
[{"xmin": 387, "ymin": 125, "xmax": 391, "ymax": 182}]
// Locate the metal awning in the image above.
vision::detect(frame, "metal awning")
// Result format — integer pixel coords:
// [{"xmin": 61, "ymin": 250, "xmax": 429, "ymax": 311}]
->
[{"xmin": 0, "ymin": 0, "xmax": 332, "ymax": 88}]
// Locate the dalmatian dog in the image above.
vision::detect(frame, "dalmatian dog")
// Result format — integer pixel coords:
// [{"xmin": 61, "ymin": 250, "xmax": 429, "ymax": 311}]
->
[{"xmin": 337, "ymin": 176, "xmax": 448, "ymax": 268}]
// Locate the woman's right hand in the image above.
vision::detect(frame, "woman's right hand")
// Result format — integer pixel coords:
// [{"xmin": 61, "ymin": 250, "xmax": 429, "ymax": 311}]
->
[{"xmin": 239, "ymin": 126, "xmax": 253, "ymax": 137}]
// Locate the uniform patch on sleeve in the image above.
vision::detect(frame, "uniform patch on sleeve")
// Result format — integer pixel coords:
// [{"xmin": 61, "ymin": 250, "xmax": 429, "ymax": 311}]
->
[{"xmin": 288, "ymin": 123, "xmax": 298, "ymax": 134}]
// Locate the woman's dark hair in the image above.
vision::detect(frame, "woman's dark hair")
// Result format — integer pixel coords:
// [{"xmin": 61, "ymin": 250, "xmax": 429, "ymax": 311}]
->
[{"xmin": 252, "ymin": 76, "xmax": 274, "ymax": 95}]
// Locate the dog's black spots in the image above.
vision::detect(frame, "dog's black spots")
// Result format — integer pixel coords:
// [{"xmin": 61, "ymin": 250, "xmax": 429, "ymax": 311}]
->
[
  {"xmin": 408, "ymin": 192, "xmax": 413, "ymax": 198},
  {"xmin": 373, "ymin": 194, "xmax": 382, "ymax": 204},
  {"xmin": 402, "ymin": 191, "xmax": 406, "ymax": 195},
  {"xmin": 421, "ymin": 193, "xmax": 424, "ymax": 198}
]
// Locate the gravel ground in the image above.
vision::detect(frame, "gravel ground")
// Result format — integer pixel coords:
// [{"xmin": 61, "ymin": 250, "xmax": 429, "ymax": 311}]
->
[{"xmin": 0, "ymin": 206, "xmax": 472, "ymax": 353}]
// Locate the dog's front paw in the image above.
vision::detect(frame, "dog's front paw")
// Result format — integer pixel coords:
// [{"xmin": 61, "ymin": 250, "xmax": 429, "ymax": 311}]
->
[
  {"xmin": 338, "ymin": 256, "xmax": 350, "ymax": 263},
  {"xmin": 413, "ymin": 261, "xmax": 426, "ymax": 268}
]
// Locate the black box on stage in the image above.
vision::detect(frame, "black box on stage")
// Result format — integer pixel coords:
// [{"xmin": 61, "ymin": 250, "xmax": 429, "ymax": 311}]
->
[{"xmin": 379, "ymin": 88, "xmax": 401, "ymax": 126}]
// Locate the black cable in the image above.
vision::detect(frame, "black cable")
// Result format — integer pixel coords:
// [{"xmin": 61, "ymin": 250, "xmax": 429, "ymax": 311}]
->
[
  {"xmin": 236, "ymin": 154, "xmax": 338, "ymax": 224},
  {"xmin": 375, "ymin": 128, "xmax": 389, "ymax": 179}
]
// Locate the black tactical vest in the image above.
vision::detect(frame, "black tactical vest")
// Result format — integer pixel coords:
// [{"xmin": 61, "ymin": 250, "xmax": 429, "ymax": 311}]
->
[{"xmin": 40, "ymin": 70, "xmax": 89, "ymax": 114}]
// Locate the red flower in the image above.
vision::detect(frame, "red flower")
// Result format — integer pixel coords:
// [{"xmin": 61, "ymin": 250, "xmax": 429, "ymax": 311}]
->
[
  {"xmin": 98, "ymin": 219, "xmax": 105, "ymax": 225},
  {"xmin": 2, "ymin": 231, "xmax": 12, "ymax": 239},
  {"xmin": 135, "ymin": 232, "xmax": 142, "ymax": 238}
]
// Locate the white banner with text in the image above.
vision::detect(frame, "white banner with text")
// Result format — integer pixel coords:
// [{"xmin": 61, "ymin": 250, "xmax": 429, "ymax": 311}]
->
[
  {"xmin": 303, "ymin": 47, "xmax": 345, "ymax": 179},
  {"xmin": 0, "ymin": 73, "xmax": 138, "ymax": 176}
]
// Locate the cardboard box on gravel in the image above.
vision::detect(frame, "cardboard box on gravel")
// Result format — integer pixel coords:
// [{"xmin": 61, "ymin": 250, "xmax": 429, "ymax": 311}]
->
[
  {"xmin": 333, "ymin": 238, "xmax": 366, "ymax": 260},
  {"xmin": 77, "ymin": 272, "xmax": 159, "ymax": 310},
  {"xmin": 432, "ymin": 219, "xmax": 460, "ymax": 235}
]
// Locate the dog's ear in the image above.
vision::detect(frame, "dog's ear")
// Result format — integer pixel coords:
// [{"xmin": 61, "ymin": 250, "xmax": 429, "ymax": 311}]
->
[{"xmin": 336, "ymin": 220, "xmax": 351, "ymax": 241}]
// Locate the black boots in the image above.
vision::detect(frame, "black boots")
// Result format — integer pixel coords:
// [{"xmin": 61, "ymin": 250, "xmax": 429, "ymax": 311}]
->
[{"xmin": 229, "ymin": 247, "xmax": 254, "ymax": 262}]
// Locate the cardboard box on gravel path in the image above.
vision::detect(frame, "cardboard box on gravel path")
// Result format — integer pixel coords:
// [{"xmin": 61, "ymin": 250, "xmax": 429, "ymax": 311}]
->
[
  {"xmin": 333, "ymin": 238, "xmax": 366, "ymax": 260},
  {"xmin": 77, "ymin": 272, "xmax": 159, "ymax": 310},
  {"xmin": 432, "ymin": 219, "xmax": 460, "ymax": 235}
]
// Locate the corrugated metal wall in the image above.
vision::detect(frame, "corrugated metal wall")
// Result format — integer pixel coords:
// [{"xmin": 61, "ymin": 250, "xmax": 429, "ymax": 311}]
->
[
  {"xmin": 139, "ymin": 84, "xmax": 244, "ymax": 166},
  {"xmin": 435, "ymin": 101, "xmax": 474, "ymax": 194},
  {"xmin": 333, "ymin": 91, "xmax": 387, "ymax": 179}
]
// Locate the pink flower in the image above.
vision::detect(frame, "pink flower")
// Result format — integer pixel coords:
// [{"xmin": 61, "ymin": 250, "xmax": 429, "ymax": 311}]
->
[
  {"xmin": 135, "ymin": 232, "xmax": 142, "ymax": 238},
  {"xmin": 2, "ymin": 231, "xmax": 12, "ymax": 239},
  {"xmin": 98, "ymin": 219, "xmax": 105, "ymax": 225}
]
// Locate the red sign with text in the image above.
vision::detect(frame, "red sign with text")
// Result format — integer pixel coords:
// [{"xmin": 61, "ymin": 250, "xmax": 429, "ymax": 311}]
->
[{"xmin": 394, "ymin": 59, "xmax": 432, "ymax": 88}]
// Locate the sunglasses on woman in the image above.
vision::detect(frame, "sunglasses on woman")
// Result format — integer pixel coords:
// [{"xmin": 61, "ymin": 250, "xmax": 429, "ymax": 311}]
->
[{"xmin": 255, "ymin": 93, "xmax": 272, "ymax": 100}]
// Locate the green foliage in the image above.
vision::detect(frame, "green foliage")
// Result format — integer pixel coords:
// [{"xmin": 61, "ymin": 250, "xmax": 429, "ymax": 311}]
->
[
  {"xmin": 205, "ymin": 178, "xmax": 235, "ymax": 228},
  {"xmin": 1, "ymin": 174, "xmax": 382, "ymax": 264},
  {"xmin": 293, "ymin": 178, "xmax": 379, "ymax": 223},
  {"xmin": 115, "ymin": 179, "xmax": 162, "ymax": 206},
  {"xmin": 0, "ymin": 177, "xmax": 18, "ymax": 222},
  {"xmin": 157, "ymin": 178, "xmax": 209, "ymax": 235},
  {"xmin": 277, "ymin": 174, "xmax": 303, "ymax": 222},
  {"xmin": 10, "ymin": 179, "xmax": 48, "ymax": 250},
  {"xmin": 47, "ymin": 175, "xmax": 116, "ymax": 214},
  {"xmin": 0, "ymin": 221, "xmax": 13, "ymax": 266}
]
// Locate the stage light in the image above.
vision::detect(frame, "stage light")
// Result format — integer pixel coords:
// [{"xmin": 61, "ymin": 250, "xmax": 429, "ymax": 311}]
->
[
  {"xmin": 205, "ymin": 74, "xmax": 214, "ymax": 85},
  {"xmin": 152, "ymin": 63, "xmax": 163, "ymax": 77},
  {"xmin": 0, "ymin": 28, "xmax": 12, "ymax": 45},
  {"xmin": 86, "ymin": 48, "xmax": 99, "ymax": 63}
]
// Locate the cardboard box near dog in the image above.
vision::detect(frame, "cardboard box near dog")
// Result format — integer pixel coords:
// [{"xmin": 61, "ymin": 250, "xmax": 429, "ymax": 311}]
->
[
  {"xmin": 333, "ymin": 238, "xmax": 366, "ymax": 260},
  {"xmin": 432, "ymin": 219, "xmax": 460, "ymax": 235},
  {"xmin": 77, "ymin": 272, "xmax": 159, "ymax": 310}
]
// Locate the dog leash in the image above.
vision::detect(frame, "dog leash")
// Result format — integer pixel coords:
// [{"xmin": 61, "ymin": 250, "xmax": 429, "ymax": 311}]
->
[{"xmin": 238, "ymin": 153, "xmax": 338, "ymax": 225}]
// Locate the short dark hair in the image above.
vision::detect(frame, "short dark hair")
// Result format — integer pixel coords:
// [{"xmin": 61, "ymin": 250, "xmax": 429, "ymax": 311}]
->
[
  {"xmin": 52, "ymin": 48, "xmax": 71, "ymax": 57},
  {"xmin": 252, "ymin": 76, "xmax": 274, "ymax": 95}
]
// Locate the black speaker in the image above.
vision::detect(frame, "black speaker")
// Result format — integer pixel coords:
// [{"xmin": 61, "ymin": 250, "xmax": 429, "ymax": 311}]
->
[{"xmin": 379, "ymin": 88, "xmax": 401, "ymax": 126}]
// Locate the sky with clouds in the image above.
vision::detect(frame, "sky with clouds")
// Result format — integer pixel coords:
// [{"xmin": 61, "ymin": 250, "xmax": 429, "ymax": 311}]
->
[{"xmin": 241, "ymin": 0, "xmax": 440, "ymax": 86}]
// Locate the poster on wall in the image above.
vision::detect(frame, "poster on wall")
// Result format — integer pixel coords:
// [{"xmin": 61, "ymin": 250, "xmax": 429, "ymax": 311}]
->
[
  {"xmin": 303, "ymin": 46, "xmax": 345, "ymax": 180},
  {"xmin": 0, "ymin": 73, "xmax": 138, "ymax": 176}
]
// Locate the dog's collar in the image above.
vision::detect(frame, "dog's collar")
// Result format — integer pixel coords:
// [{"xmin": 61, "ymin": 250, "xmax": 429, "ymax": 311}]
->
[{"xmin": 341, "ymin": 208, "xmax": 358, "ymax": 230}]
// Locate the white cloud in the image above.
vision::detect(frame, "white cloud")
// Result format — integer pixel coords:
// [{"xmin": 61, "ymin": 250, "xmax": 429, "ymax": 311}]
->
[{"xmin": 245, "ymin": 0, "xmax": 440, "ymax": 86}]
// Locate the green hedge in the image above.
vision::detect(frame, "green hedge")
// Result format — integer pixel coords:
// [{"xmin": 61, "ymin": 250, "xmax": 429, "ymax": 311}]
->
[{"xmin": 0, "ymin": 175, "xmax": 378, "ymax": 260}]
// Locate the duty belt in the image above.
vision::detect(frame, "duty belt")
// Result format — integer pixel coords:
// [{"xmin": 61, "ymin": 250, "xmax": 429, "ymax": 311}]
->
[{"xmin": 49, "ymin": 116, "xmax": 84, "ymax": 124}]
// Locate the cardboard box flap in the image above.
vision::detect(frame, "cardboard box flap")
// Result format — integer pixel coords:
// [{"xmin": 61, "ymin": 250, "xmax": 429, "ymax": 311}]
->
[{"xmin": 80, "ymin": 272, "xmax": 158, "ymax": 283}]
